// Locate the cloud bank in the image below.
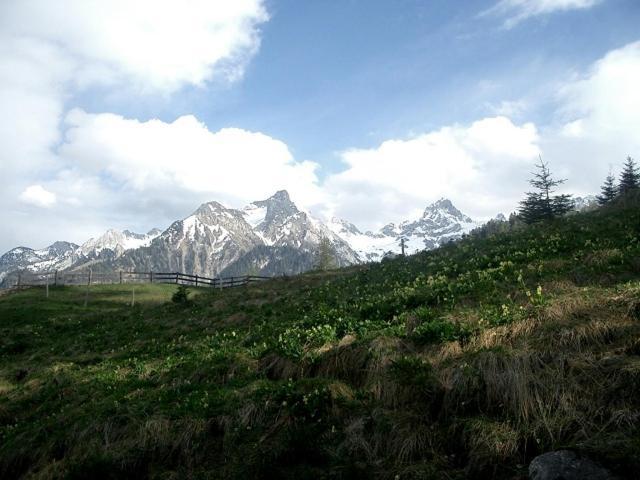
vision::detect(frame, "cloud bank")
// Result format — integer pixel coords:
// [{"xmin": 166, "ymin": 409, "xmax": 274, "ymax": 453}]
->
[{"xmin": 0, "ymin": 0, "xmax": 270, "ymax": 250}]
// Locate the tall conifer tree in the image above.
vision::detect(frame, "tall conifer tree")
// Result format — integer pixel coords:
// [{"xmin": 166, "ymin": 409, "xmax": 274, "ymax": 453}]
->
[
  {"xmin": 619, "ymin": 156, "xmax": 639, "ymax": 195},
  {"xmin": 519, "ymin": 158, "xmax": 574, "ymax": 224},
  {"xmin": 597, "ymin": 170, "xmax": 617, "ymax": 205}
]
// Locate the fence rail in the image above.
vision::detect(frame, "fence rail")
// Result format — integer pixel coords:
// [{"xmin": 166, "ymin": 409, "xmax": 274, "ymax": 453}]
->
[{"xmin": 15, "ymin": 270, "xmax": 271, "ymax": 289}]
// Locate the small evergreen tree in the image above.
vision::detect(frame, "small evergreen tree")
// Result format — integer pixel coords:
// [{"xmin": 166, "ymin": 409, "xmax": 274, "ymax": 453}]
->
[
  {"xmin": 315, "ymin": 236, "xmax": 336, "ymax": 270},
  {"xmin": 519, "ymin": 159, "xmax": 574, "ymax": 224},
  {"xmin": 619, "ymin": 156, "xmax": 639, "ymax": 195},
  {"xmin": 172, "ymin": 285, "xmax": 190, "ymax": 304},
  {"xmin": 597, "ymin": 170, "xmax": 618, "ymax": 206}
]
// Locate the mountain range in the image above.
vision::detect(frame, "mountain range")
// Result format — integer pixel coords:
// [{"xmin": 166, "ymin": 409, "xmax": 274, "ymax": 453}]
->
[
  {"xmin": 1, "ymin": 191, "xmax": 487, "ymax": 286},
  {"xmin": 1, "ymin": 192, "xmax": 602, "ymax": 287}
]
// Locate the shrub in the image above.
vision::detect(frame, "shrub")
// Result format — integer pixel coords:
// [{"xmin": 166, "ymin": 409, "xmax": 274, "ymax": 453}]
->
[
  {"xmin": 411, "ymin": 318, "xmax": 471, "ymax": 345},
  {"xmin": 172, "ymin": 285, "xmax": 190, "ymax": 304},
  {"xmin": 390, "ymin": 355, "xmax": 435, "ymax": 389}
]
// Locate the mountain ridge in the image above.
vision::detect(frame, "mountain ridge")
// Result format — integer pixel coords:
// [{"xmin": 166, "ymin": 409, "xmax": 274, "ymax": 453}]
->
[{"xmin": 1, "ymin": 192, "xmax": 484, "ymax": 285}]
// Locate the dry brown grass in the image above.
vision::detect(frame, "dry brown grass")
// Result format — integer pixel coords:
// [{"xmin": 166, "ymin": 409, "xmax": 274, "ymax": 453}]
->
[{"xmin": 417, "ymin": 283, "xmax": 640, "ymax": 476}]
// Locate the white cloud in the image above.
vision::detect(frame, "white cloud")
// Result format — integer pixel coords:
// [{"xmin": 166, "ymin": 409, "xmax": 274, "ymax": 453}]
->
[
  {"xmin": 1, "ymin": 110, "xmax": 324, "ymax": 251},
  {"xmin": 326, "ymin": 40, "xmax": 640, "ymax": 230},
  {"xmin": 0, "ymin": 0, "xmax": 268, "ymax": 92},
  {"xmin": 57, "ymin": 110, "xmax": 323, "ymax": 208},
  {"xmin": 541, "ymin": 41, "xmax": 640, "ymax": 193},
  {"xmin": 486, "ymin": 0, "xmax": 602, "ymax": 28},
  {"xmin": 324, "ymin": 117, "xmax": 540, "ymax": 228},
  {"xmin": 0, "ymin": 0, "xmax": 270, "ymax": 251},
  {"xmin": 19, "ymin": 185, "xmax": 57, "ymax": 208}
]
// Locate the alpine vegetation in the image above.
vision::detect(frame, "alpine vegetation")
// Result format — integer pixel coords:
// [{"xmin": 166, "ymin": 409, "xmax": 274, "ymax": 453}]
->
[{"xmin": 2, "ymin": 1, "xmax": 640, "ymax": 479}]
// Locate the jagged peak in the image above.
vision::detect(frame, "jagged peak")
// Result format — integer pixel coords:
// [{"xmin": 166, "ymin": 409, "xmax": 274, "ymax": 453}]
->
[
  {"xmin": 251, "ymin": 190, "xmax": 300, "ymax": 226},
  {"xmin": 269, "ymin": 190, "xmax": 291, "ymax": 201},
  {"xmin": 253, "ymin": 190, "xmax": 296, "ymax": 208},
  {"xmin": 422, "ymin": 198, "xmax": 471, "ymax": 221},
  {"xmin": 47, "ymin": 241, "xmax": 78, "ymax": 251},
  {"xmin": 425, "ymin": 197, "xmax": 455, "ymax": 212},
  {"xmin": 330, "ymin": 217, "xmax": 362, "ymax": 235},
  {"xmin": 190, "ymin": 201, "xmax": 237, "ymax": 220}
]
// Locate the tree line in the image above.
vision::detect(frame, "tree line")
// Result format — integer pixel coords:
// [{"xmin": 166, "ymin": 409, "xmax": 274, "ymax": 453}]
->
[{"xmin": 519, "ymin": 155, "xmax": 639, "ymax": 224}]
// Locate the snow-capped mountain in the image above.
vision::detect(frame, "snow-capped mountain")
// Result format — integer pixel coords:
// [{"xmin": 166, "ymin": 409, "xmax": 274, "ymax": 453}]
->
[
  {"xmin": 328, "ymin": 198, "xmax": 479, "ymax": 261},
  {"xmin": 79, "ymin": 228, "xmax": 162, "ymax": 258},
  {"xmin": 110, "ymin": 191, "xmax": 359, "ymax": 277},
  {"xmin": 113, "ymin": 200, "xmax": 265, "ymax": 276},
  {"xmin": 0, "ymin": 241, "xmax": 78, "ymax": 285},
  {"xmin": 1, "ymin": 191, "xmax": 480, "ymax": 285},
  {"xmin": 573, "ymin": 195, "xmax": 598, "ymax": 211},
  {"xmin": 242, "ymin": 190, "xmax": 359, "ymax": 265},
  {"xmin": 0, "ymin": 228, "xmax": 160, "ymax": 286}
]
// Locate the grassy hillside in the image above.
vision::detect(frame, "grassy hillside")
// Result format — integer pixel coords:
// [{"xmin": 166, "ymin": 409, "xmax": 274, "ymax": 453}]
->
[{"xmin": 1, "ymin": 197, "xmax": 640, "ymax": 479}]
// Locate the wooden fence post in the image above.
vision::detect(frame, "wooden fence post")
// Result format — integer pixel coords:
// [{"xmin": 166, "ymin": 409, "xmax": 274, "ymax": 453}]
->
[
  {"xmin": 54, "ymin": 270, "xmax": 58, "ymax": 286},
  {"xmin": 175, "ymin": 272, "xmax": 178, "ymax": 284},
  {"xmin": 150, "ymin": 271, "xmax": 153, "ymax": 283},
  {"xmin": 119, "ymin": 271, "xmax": 123, "ymax": 284},
  {"xmin": 195, "ymin": 274, "xmax": 198, "ymax": 287},
  {"xmin": 84, "ymin": 270, "xmax": 91, "ymax": 307}
]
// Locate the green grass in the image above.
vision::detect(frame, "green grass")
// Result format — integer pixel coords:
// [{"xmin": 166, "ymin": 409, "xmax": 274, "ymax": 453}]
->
[{"xmin": 1, "ymin": 195, "xmax": 640, "ymax": 479}]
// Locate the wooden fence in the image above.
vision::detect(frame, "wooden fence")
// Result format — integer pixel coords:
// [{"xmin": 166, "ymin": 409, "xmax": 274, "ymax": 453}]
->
[{"xmin": 15, "ymin": 270, "xmax": 271, "ymax": 289}]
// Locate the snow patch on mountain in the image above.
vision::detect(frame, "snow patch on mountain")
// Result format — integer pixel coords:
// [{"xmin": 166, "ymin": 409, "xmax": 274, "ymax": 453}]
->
[
  {"xmin": 328, "ymin": 198, "xmax": 479, "ymax": 261},
  {"xmin": 2, "ymin": 191, "xmax": 480, "ymax": 284},
  {"xmin": 79, "ymin": 229, "xmax": 161, "ymax": 257}
]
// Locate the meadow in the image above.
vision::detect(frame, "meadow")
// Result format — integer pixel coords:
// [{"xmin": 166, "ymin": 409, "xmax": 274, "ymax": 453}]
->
[{"xmin": 1, "ymin": 195, "xmax": 639, "ymax": 479}]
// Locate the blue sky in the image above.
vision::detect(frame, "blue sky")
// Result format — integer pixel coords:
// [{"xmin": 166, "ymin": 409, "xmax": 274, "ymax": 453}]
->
[
  {"xmin": 2, "ymin": 0, "xmax": 640, "ymax": 251},
  {"xmin": 73, "ymin": 0, "xmax": 640, "ymax": 171}
]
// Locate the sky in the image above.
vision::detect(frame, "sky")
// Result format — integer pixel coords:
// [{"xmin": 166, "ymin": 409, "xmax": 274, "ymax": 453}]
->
[{"xmin": 1, "ymin": 0, "xmax": 640, "ymax": 252}]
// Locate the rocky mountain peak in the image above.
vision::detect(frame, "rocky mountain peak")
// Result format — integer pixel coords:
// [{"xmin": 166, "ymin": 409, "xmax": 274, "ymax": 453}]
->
[
  {"xmin": 193, "ymin": 201, "xmax": 230, "ymax": 218},
  {"xmin": 46, "ymin": 241, "xmax": 79, "ymax": 256},
  {"xmin": 253, "ymin": 190, "xmax": 298, "ymax": 220},
  {"xmin": 244, "ymin": 190, "xmax": 301, "ymax": 237},
  {"xmin": 330, "ymin": 217, "xmax": 362, "ymax": 236},
  {"xmin": 422, "ymin": 198, "xmax": 472, "ymax": 223}
]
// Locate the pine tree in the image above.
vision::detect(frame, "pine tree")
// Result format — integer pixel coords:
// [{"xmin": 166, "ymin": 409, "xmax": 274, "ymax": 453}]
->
[
  {"xmin": 315, "ymin": 236, "xmax": 336, "ymax": 271},
  {"xmin": 552, "ymin": 194, "xmax": 575, "ymax": 216},
  {"xmin": 619, "ymin": 156, "xmax": 639, "ymax": 195},
  {"xmin": 596, "ymin": 170, "xmax": 617, "ymax": 206},
  {"xmin": 519, "ymin": 159, "xmax": 574, "ymax": 224}
]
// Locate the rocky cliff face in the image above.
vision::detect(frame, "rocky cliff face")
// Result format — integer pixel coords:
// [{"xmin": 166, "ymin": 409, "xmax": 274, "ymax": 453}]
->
[{"xmin": 109, "ymin": 191, "xmax": 359, "ymax": 277}]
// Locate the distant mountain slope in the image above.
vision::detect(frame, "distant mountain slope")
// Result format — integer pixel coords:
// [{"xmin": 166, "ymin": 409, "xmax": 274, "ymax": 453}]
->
[
  {"xmin": 0, "ymin": 241, "xmax": 78, "ymax": 284},
  {"xmin": 328, "ymin": 198, "xmax": 479, "ymax": 261}
]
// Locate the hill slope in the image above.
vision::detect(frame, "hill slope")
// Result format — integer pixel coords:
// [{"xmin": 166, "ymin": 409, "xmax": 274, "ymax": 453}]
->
[{"xmin": 1, "ymin": 195, "xmax": 639, "ymax": 479}]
